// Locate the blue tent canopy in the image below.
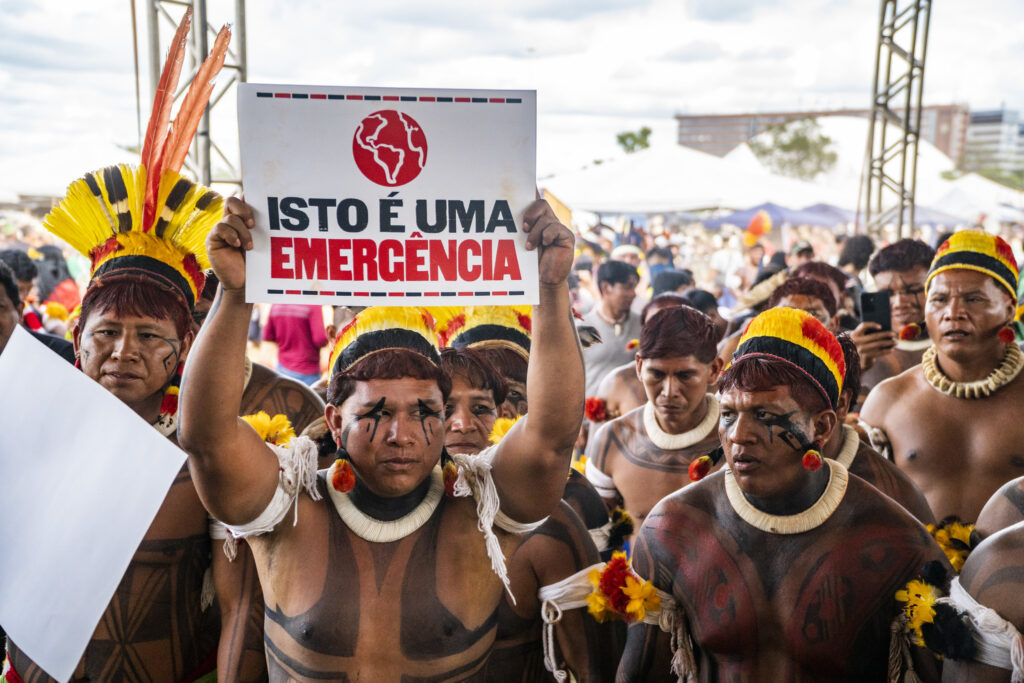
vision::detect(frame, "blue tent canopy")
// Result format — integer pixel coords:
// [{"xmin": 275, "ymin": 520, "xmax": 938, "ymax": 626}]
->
[{"xmin": 703, "ymin": 202, "xmax": 843, "ymax": 230}]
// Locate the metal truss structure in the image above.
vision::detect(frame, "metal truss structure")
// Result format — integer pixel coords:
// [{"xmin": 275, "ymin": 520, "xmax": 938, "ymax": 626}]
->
[
  {"xmin": 143, "ymin": 0, "xmax": 246, "ymax": 190},
  {"xmin": 859, "ymin": 0, "xmax": 932, "ymax": 237}
]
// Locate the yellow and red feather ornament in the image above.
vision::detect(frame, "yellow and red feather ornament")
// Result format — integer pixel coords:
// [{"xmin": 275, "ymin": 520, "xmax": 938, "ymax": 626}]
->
[
  {"xmin": 241, "ymin": 412, "xmax": 296, "ymax": 446},
  {"xmin": 42, "ymin": 8, "xmax": 230, "ymax": 313}
]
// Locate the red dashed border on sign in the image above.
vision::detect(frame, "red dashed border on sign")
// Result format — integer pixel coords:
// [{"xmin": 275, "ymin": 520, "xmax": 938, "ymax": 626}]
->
[
  {"xmin": 267, "ymin": 289, "xmax": 525, "ymax": 297},
  {"xmin": 255, "ymin": 92, "xmax": 523, "ymax": 104}
]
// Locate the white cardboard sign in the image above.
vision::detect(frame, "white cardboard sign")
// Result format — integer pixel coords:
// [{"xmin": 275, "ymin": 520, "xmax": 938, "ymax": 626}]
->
[
  {"xmin": 238, "ymin": 84, "xmax": 538, "ymax": 306},
  {"xmin": 0, "ymin": 327, "xmax": 186, "ymax": 682}
]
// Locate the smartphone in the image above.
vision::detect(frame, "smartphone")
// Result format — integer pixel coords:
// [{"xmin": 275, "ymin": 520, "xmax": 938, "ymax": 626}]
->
[{"xmin": 860, "ymin": 290, "xmax": 892, "ymax": 331}]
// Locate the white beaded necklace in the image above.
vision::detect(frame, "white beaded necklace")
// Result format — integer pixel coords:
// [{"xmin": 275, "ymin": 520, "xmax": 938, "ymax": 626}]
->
[
  {"xmin": 724, "ymin": 459, "xmax": 848, "ymax": 535},
  {"xmin": 921, "ymin": 343, "xmax": 1024, "ymax": 400},
  {"xmin": 643, "ymin": 395, "xmax": 719, "ymax": 451},
  {"xmin": 326, "ymin": 464, "xmax": 444, "ymax": 543},
  {"xmin": 834, "ymin": 425, "xmax": 860, "ymax": 469}
]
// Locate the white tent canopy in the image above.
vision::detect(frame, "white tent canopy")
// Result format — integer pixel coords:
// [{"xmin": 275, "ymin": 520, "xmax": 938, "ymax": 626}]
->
[
  {"xmin": 726, "ymin": 116, "xmax": 1024, "ymax": 222},
  {"xmin": 540, "ymin": 144, "xmax": 850, "ymax": 215}
]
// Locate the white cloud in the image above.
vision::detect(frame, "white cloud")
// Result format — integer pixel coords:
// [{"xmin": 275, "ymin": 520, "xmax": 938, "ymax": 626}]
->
[{"xmin": 1, "ymin": 0, "xmax": 1022, "ymax": 193}]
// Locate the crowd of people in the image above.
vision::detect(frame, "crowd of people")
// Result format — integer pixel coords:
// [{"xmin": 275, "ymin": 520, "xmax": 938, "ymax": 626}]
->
[{"xmin": 3, "ymin": 13, "xmax": 1024, "ymax": 683}]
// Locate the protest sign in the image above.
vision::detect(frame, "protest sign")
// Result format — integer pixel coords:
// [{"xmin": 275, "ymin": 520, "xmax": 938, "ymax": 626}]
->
[
  {"xmin": 0, "ymin": 328, "xmax": 186, "ymax": 682},
  {"xmin": 238, "ymin": 84, "xmax": 537, "ymax": 306}
]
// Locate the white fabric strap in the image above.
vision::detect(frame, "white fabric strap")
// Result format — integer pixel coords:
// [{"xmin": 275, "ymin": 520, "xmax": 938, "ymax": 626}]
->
[
  {"xmin": 449, "ymin": 444, "xmax": 518, "ymax": 602},
  {"xmin": 494, "ymin": 508, "xmax": 548, "ymax": 534},
  {"xmin": 539, "ymin": 564, "xmax": 606, "ymax": 683},
  {"xmin": 223, "ymin": 436, "xmax": 322, "ymax": 540},
  {"xmin": 589, "ymin": 520, "xmax": 613, "ymax": 552},
  {"xmin": 585, "ymin": 459, "xmax": 617, "ymax": 498},
  {"xmin": 941, "ymin": 577, "xmax": 1024, "ymax": 681},
  {"xmin": 861, "ymin": 420, "xmax": 893, "ymax": 460},
  {"xmin": 209, "ymin": 519, "xmax": 240, "ymax": 561}
]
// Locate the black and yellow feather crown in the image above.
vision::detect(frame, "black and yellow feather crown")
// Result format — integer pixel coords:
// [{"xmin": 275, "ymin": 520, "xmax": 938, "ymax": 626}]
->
[
  {"xmin": 327, "ymin": 307, "xmax": 442, "ymax": 377},
  {"xmin": 43, "ymin": 9, "xmax": 230, "ymax": 312}
]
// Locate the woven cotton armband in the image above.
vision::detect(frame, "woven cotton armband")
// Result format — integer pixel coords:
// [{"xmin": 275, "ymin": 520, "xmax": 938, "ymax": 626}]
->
[{"xmin": 223, "ymin": 435, "xmax": 321, "ymax": 540}]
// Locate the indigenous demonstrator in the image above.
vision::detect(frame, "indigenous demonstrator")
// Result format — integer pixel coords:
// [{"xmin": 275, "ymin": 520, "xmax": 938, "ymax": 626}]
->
[
  {"xmin": 855, "ymin": 238, "xmax": 935, "ymax": 398},
  {"xmin": 3, "ymin": 10, "xmax": 230, "ymax": 682},
  {"xmin": 177, "ymin": 197, "xmax": 583, "ymax": 680},
  {"xmin": 439, "ymin": 346, "xmax": 617, "ymax": 682},
  {"xmin": 586, "ymin": 305, "xmax": 723, "ymax": 527},
  {"xmin": 618, "ymin": 307, "xmax": 946, "ymax": 682},
  {"xmin": 861, "ymin": 231, "xmax": 1024, "ymax": 523}
]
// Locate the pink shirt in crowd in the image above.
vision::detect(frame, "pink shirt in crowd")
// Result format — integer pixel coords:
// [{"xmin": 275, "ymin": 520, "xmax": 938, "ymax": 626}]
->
[{"xmin": 262, "ymin": 304, "xmax": 328, "ymax": 375}]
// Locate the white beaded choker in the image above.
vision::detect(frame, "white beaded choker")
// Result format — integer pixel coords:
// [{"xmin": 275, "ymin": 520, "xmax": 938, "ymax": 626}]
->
[
  {"xmin": 326, "ymin": 464, "xmax": 444, "ymax": 543},
  {"xmin": 643, "ymin": 395, "xmax": 719, "ymax": 451},
  {"xmin": 921, "ymin": 343, "xmax": 1024, "ymax": 399},
  {"xmin": 834, "ymin": 425, "xmax": 860, "ymax": 470},
  {"xmin": 724, "ymin": 458, "xmax": 848, "ymax": 535}
]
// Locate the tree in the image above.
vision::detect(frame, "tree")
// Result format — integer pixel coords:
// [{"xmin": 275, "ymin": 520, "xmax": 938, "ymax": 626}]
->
[
  {"xmin": 616, "ymin": 126, "xmax": 652, "ymax": 154},
  {"xmin": 748, "ymin": 118, "xmax": 837, "ymax": 181}
]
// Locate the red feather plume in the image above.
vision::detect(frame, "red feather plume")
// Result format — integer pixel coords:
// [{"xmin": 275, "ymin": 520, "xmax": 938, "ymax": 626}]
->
[{"xmin": 141, "ymin": 8, "xmax": 193, "ymax": 230}]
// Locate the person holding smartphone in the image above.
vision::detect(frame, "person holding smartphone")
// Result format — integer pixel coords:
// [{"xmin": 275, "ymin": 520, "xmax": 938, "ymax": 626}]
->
[{"xmin": 853, "ymin": 239, "xmax": 936, "ymax": 400}]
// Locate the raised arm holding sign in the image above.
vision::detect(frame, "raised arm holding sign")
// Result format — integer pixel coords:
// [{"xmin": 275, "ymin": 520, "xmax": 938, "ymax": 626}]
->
[{"xmin": 178, "ymin": 194, "xmax": 583, "ymax": 679}]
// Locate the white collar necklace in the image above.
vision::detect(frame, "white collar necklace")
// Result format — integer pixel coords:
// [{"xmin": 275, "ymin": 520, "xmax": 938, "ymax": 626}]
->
[
  {"xmin": 643, "ymin": 394, "xmax": 719, "ymax": 451},
  {"xmin": 921, "ymin": 343, "xmax": 1024, "ymax": 400},
  {"xmin": 895, "ymin": 337, "xmax": 932, "ymax": 352},
  {"xmin": 325, "ymin": 463, "xmax": 444, "ymax": 543},
  {"xmin": 834, "ymin": 425, "xmax": 860, "ymax": 469},
  {"xmin": 724, "ymin": 458, "xmax": 849, "ymax": 535}
]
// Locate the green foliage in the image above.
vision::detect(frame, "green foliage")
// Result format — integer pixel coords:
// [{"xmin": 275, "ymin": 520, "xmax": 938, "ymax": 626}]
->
[
  {"xmin": 616, "ymin": 126, "xmax": 652, "ymax": 154},
  {"xmin": 748, "ymin": 118, "xmax": 838, "ymax": 181}
]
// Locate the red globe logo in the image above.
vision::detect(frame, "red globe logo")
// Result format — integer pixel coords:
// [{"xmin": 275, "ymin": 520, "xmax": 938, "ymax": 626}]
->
[{"xmin": 352, "ymin": 110, "xmax": 428, "ymax": 187}]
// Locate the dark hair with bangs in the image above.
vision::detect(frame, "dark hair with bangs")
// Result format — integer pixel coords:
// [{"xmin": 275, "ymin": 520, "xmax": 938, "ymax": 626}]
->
[
  {"xmin": 638, "ymin": 305, "xmax": 718, "ymax": 363},
  {"xmin": 641, "ymin": 292, "xmax": 687, "ymax": 323},
  {"xmin": 327, "ymin": 348, "xmax": 452, "ymax": 407},
  {"xmin": 718, "ymin": 357, "xmax": 829, "ymax": 414},
  {"xmin": 868, "ymin": 238, "xmax": 935, "ymax": 277},
  {"xmin": 79, "ymin": 279, "xmax": 191, "ymax": 340},
  {"xmin": 790, "ymin": 262, "xmax": 848, "ymax": 306},
  {"xmin": 440, "ymin": 347, "xmax": 508, "ymax": 405},
  {"xmin": 0, "ymin": 262, "xmax": 20, "ymax": 307},
  {"xmin": 836, "ymin": 332, "xmax": 861, "ymax": 406},
  {"xmin": 477, "ymin": 346, "xmax": 528, "ymax": 386},
  {"xmin": 769, "ymin": 277, "xmax": 838, "ymax": 317}
]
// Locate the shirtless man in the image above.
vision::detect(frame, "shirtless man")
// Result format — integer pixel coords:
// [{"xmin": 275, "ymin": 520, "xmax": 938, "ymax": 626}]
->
[
  {"xmin": 592, "ymin": 293, "xmax": 689, "ymax": 424},
  {"xmin": 443, "ymin": 305, "xmax": 613, "ymax": 552},
  {"xmin": 855, "ymin": 239, "xmax": 935, "ymax": 398},
  {"xmin": 5, "ymin": 17, "xmax": 230, "ymax": 679},
  {"xmin": 586, "ymin": 305, "xmax": 723, "ymax": 526},
  {"xmin": 440, "ymin": 346, "xmax": 616, "ymax": 682},
  {"xmin": 829, "ymin": 334, "xmax": 935, "ymax": 524},
  {"xmin": 936, "ymin": 521, "xmax": 1024, "ymax": 682},
  {"xmin": 861, "ymin": 231, "xmax": 1024, "ymax": 523},
  {"xmin": 178, "ymin": 197, "xmax": 582, "ymax": 680},
  {"xmin": 619, "ymin": 307, "xmax": 946, "ymax": 682}
]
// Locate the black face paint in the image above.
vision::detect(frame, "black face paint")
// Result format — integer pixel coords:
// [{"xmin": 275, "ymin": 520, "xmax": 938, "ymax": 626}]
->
[
  {"xmin": 156, "ymin": 336, "xmax": 182, "ymax": 373},
  {"xmin": 357, "ymin": 397, "xmax": 387, "ymax": 442},
  {"xmin": 759, "ymin": 411, "xmax": 813, "ymax": 452},
  {"xmin": 416, "ymin": 399, "xmax": 441, "ymax": 445}
]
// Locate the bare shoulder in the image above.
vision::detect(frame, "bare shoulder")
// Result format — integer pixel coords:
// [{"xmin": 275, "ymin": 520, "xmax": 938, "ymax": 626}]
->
[
  {"xmin": 861, "ymin": 365, "xmax": 925, "ymax": 422},
  {"xmin": 840, "ymin": 473, "xmax": 935, "ymax": 543},
  {"xmin": 642, "ymin": 471, "xmax": 720, "ymax": 532},
  {"xmin": 958, "ymin": 521, "xmax": 1024, "ymax": 628},
  {"xmin": 976, "ymin": 476, "xmax": 1024, "ymax": 538},
  {"xmin": 586, "ymin": 406, "xmax": 642, "ymax": 469},
  {"xmin": 596, "ymin": 360, "xmax": 635, "ymax": 396}
]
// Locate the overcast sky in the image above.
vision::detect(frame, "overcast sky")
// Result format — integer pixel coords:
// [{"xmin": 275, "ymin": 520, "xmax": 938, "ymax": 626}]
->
[{"xmin": 2, "ymin": 0, "xmax": 1022, "ymax": 195}]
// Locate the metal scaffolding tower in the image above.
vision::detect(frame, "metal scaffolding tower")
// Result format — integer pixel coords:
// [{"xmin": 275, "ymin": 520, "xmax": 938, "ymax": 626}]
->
[
  {"xmin": 143, "ymin": 0, "xmax": 246, "ymax": 190},
  {"xmin": 859, "ymin": 0, "xmax": 931, "ymax": 237}
]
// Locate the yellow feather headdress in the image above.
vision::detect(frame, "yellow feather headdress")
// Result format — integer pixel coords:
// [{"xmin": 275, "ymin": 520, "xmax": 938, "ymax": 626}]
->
[
  {"xmin": 42, "ymin": 9, "xmax": 229, "ymax": 312},
  {"xmin": 435, "ymin": 305, "xmax": 532, "ymax": 359},
  {"xmin": 326, "ymin": 306, "xmax": 441, "ymax": 377}
]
